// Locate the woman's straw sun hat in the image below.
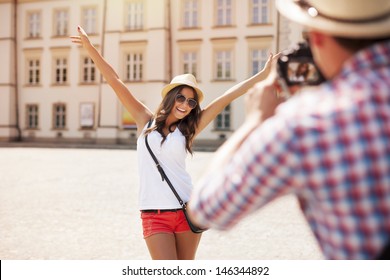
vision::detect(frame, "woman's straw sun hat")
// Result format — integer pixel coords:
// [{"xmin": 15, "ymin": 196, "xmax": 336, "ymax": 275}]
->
[{"xmin": 161, "ymin": 74, "xmax": 204, "ymax": 103}]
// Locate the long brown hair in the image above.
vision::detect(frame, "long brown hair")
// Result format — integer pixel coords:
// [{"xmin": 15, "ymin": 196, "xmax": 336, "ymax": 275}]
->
[{"xmin": 145, "ymin": 85, "xmax": 201, "ymax": 154}]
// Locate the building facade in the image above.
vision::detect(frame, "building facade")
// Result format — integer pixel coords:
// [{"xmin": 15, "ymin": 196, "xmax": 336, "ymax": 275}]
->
[{"xmin": 0, "ymin": 0, "xmax": 302, "ymax": 147}]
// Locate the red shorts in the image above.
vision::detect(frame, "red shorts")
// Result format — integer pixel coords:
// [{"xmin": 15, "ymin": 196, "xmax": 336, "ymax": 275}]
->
[{"xmin": 140, "ymin": 209, "xmax": 191, "ymax": 238}]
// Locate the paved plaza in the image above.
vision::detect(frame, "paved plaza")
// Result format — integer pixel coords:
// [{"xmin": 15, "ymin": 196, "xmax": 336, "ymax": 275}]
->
[{"xmin": 0, "ymin": 146, "xmax": 323, "ymax": 260}]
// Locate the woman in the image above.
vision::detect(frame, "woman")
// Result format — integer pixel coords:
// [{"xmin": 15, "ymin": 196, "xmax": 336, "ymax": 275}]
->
[
  {"xmin": 71, "ymin": 26, "xmax": 276, "ymax": 260},
  {"xmin": 292, "ymin": 62, "xmax": 310, "ymax": 82}
]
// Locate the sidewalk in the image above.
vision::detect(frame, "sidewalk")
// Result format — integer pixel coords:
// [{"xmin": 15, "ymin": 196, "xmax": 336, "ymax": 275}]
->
[
  {"xmin": 0, "ymin": 147, "xmax": 323, "ymax": 259},
  {"xmin": 0, "ymin": 138, "xmax": 224, "ymax": 152}
]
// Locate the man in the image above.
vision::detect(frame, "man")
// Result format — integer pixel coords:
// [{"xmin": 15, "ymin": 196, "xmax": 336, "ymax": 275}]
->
[{"xmin": 188, "ymin": 0, "xmax": 390, "ymax": 259}]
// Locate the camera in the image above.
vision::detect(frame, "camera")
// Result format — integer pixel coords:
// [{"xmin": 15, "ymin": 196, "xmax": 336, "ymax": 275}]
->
[{"xmin": 277, "ymin": 41, "xmax": 325, "ymax": 97}]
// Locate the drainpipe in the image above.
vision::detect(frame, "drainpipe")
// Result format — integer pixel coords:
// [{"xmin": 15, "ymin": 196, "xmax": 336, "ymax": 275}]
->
[
  {"xmin": 13, "ymin": 0, "xmax": 21, "ymax": 141},
  {"xmin": 276, "ymin": 9, "xmax": 280, "ymax": 52},
  {"xmin": 167, "ymin": 0, "xmax": 173, "ymax": 81},
  {"xmin": 97, "ymin": 0, "xmax": 107, "ymax": 127}
]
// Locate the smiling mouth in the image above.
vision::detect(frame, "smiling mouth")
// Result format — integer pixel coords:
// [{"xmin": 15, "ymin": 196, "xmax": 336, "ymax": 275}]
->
[{"xmin": 176, "ymin": 107, "xmax": 186, "ymax": 113}]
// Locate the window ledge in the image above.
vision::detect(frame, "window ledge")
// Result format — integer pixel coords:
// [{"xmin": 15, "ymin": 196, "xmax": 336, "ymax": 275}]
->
[
  {"xmin": 212, "ymin": 25, "xmax": 237, "ymax": 29},
  {"xmin": 24, "ymin": 84, "xmax": 42, "ymax": 88},
  {"xmin": 79, "ymin": 127, "xmax": 96, "ymax": 131},
  {"xmin": 179, "ymin": 27, "xmax": 202, "ymax": 31},
  {"xmin": 24, "ymin": 127, "xmax": 40, "ymax": 131},
  {"xmin": 25, "ymin": 36, "xmax": 43, "ymax": 41},
  {"xmin": 51, "ymin": 83, "xmax": 70, "ymax": 87},
  {"xmin": 212, "ymin": 129, "xmax": 233, "ymax": 132},
  {"xmin": 211, "ymin": 79, "xmax": 236, "ymax": 83},
  {"xmin": 78, "ymin": 82, "xmax": 98, "ymax": 86},
  {"xmin": 247, "ymin": 23, "xmax": 273, "ymax": 27}
]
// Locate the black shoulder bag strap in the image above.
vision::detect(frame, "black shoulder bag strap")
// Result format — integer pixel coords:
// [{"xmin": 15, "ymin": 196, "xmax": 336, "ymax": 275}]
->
[
  {"xmin": 377, "ymin": 238, "xmax": 390, "ymax": 259},
  {"xmin": 143, "ymin": 119, "xmax": 207, "ymax": 233}
]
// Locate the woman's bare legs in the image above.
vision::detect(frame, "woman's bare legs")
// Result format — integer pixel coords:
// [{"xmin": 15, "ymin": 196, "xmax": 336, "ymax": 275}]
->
[
  {"xmin": 175, "ymin": 231, "xmax": 202, "ymax": 260},
  {"xmin": 145, "ymin": 233, "xmax": 177, "ymax": 260},
  {"xmin": 145, "ymin": 232, "xmax": 202, "ymax": 260}
]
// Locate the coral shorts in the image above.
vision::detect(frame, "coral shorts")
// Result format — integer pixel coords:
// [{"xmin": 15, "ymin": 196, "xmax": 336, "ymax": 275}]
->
[{"xmin": 140, "ymin": 209, "xmax": 191, "ymax": 238}]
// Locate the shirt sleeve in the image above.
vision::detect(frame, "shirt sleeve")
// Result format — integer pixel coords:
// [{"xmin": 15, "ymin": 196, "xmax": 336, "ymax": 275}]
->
[{"xmin": 189, "ymin": 115, "xmax": 301, "ymax": 230}]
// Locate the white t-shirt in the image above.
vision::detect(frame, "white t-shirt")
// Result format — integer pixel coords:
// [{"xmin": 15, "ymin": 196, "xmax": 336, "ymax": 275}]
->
[{"xmin": 136, "ymin": 122, "xmax": 193, "ymax": 210}]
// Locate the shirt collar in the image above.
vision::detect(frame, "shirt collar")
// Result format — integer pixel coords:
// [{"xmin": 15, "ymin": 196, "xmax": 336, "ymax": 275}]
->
[{"xmin": 339, "ymin": 39, "xmax": 390, "ymax": 78}]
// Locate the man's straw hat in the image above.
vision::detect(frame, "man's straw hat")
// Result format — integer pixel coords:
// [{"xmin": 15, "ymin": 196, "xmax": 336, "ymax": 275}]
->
[{"xmin": 276, "ymin": 0, "xmax": 390, "ymax": 38}]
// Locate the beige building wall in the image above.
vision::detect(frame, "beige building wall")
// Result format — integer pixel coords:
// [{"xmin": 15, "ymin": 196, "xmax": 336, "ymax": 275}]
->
[
  {"xmin": 1, "ymin": 0, "xmax": 302, "ymax": 146},
  {"xmin": 170, "ymin": 0, "xmax": 278, "ymax": 140}
]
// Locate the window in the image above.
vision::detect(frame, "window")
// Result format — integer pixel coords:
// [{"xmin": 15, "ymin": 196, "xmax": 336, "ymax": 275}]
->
[
  {"xmin": 54, "ymin": 9, "xmax": 69, "ymax": 36},
  {"xmin": 27, "ymin": 59, "xmax": 40, "ymax": 85},
  {"xmin": 178, "ymin": 40, "xmax": 201, "ymax": 78},
  {"xmin": 54, "ymin": 58, "xmax": 67, "ymax": 84},
  {"xmin": 125, "ymin": 53, "xmax": 143, "ymax": 81},
  {"xmin": 247, "ymin": 36, "xmax": 272, "ymax": 77},
  {"xmin": 53, "ymin": 103, "xmax": 66, "ymax": 129},
  {"xmin": 27, "ymin": 11, "xmax": 41, "ymax": 38},
  {"xmin": 251, "ymin": 0, "xmax": 270, "ymax": 24},
  {"xmin": 215, "ymin": 104, "xmax": 231, "ymax": 130},
  {"xmin": 215, "ymin": 50, "xmax": 232, "ymax": 80},
  {"xmin": 251, "ymin": 48, "xmax": 268, "ymax": 75},
  {"xmin": 82, "ymin": 7, "xmax": 97, "ymax": 34},
  {"xmin": 24, "ymin": 48, "xmax": 42, "ymax": 86},
  {"xmin": 216, "ymin": 0, "xmax": 232, "ymax": 26},
  {"xmin": 82, "ymin": 57, "xmax": 96, "ymax": 83},
  {"xmin": 125, "ymin": 1, "xmax": 144, "ymax": 30},
  {"xmin": 183, "ymin": 0, "xmax": 199, "ymax": 28},
  {"xmin": 183, "ymin": 51, "xmax": 197, "ymax": 77},
  {"xmin": 121, "ymin": 41, "xmax": 146, "ymax": 81},
  {"xmin": 51, "ymin": 47, "xmax": 70, "ymax": 85},
  {"xmin": 26, "ymin": 104, "xmax": 39, "ymax": 129},
  {"xmin": 212, "ymin": 38, "xmax": 235, "ymax": 80}
]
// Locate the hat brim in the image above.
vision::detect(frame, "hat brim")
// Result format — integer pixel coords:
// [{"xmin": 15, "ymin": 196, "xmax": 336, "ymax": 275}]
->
[
  {"xmin": 276, "ymin": 0, "xmax": 390, "ymax": 38},
  {"xmin": 161, "ymin": 83, "xmax": 204, "ymax": 104}
]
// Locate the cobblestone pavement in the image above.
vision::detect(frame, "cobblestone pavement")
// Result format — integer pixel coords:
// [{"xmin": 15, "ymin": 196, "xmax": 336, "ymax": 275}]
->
[{"xmin": 0, "ymin": 147, "xmax": 323, "ymax": 260}]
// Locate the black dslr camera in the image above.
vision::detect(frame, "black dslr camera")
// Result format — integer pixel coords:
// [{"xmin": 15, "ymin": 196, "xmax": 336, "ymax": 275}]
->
[{"xmin": 277, "ymin": 41, "xmax": 325, "ymax": 97}]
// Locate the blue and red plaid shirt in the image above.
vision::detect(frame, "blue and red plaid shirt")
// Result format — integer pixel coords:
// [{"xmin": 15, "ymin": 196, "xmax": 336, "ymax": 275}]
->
[{"xmin": 190, "ymin": 40, "xmax": 390, "ymax": 259}]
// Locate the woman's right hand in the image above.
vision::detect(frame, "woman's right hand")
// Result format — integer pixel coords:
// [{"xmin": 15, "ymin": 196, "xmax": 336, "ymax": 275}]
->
[
  {"xmin": 255, "ymin": 52, "xmax": 281, "ymax": 82},
  {"xmin": 245, "ymin": 60, "xmax": 283, "ymax": 124},
  {"xmin": 70, "ymin": 26, "xmax": 92, "ymax": 49}
]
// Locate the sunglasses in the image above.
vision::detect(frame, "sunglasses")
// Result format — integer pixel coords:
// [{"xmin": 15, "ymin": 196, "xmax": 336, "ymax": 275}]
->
[{"xmin": 175, "ymin": 93, "xmax": 198, "ymax": 109}]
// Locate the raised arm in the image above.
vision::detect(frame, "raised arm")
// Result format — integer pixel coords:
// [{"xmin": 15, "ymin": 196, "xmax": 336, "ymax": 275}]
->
[
  {"xmin": 195, "ymin": 53, "xmax": 278, "ymax": 136},
  {"xmin": 188, "ymin": 61, "xmax": 283, "ymax": 229},
  {"xmin": 70, "ymin": 26, "xmax": 152, "ymax": 135},
  {"xmin": 199, "ymin": 62, "xmax": 282, "ymax": 172}
]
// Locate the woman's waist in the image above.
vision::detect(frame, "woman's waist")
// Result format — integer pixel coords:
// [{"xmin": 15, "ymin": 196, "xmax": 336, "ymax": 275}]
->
[
  {"xmin": 139, "ymin": 200, "xmax": 188, "ymax": 211},
  {"xmin": 140, "ymin": 207, "xmax": 184, "ymax": 214}
]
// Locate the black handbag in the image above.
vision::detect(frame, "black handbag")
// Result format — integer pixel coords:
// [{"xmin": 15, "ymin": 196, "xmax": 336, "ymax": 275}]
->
[{"xmin": 144, "ymin": 120, "xmax": 208, "ymax": 234}]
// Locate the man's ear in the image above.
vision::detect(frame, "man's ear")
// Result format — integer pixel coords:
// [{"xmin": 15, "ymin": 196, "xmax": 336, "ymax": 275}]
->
[{"xmin": 308, "ymin": 31, "xmax": 325, "ymax": 47}]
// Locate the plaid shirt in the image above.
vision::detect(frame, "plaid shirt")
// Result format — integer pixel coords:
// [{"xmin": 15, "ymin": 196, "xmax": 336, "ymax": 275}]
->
[{"xmin": 190, "ymin": 40, "xmax": 390, "ymax": 259}]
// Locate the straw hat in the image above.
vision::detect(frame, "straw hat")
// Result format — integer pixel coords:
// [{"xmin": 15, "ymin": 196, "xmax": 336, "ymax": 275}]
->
[
  {"xmin": 161, "ymin": 74, "xmax": 204, "ymax": 103},
  {"xmin": 276, "ymin": 0, "xmax": 390, "ymax": 38}
]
